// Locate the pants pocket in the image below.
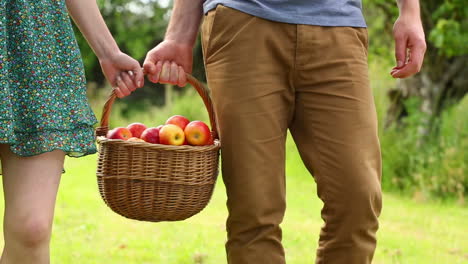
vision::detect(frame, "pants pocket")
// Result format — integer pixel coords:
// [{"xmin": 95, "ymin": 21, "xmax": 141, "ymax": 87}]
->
[{"xmin": 201, "ymin": 5, "xmax": 257, "ymax": 64}]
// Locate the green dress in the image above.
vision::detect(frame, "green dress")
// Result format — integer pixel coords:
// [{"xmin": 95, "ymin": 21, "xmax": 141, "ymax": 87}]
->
[{"xmin": 0, "ymin": 0, "xmax": 97, "ymax": 157}]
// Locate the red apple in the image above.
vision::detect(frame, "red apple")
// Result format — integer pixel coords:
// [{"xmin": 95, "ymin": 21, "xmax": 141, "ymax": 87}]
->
[
  {"xmin": 106, "ymin": 127, "xmax": 132, "ymax": 140},
  {"xmin": 166, "ymin": 115, "xmax": 190, "ymax": 130},
  {"xmin": 126, "ymin": 122, "xmax": 147, "ymax": 138},
  {"xmin": 106, "ymin": 128, "xmax": 114, "ymax": 136},
  {"xmin": 127, "ymin": 137, "xmax": 145, "ymax": 142},
  {"xmin": 141, "ymin": 127, "xmax": 161, "ymax": 144},
  {"xmin": 206, "ymin": 136, "xmax": 214, "ymax": 145},
  {"xmin": 184, "ymin": 121, "xmax": 211, "ymax": 146},
  {"xmin": 159, "ymin": 124, "xmax": 185, "ymax": 146}
]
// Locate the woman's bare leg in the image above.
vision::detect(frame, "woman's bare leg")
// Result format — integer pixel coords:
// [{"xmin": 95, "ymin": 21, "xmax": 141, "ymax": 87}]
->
[{"xmin": 0, "ymin": 144, "xmax": 64, "ymax": 264}]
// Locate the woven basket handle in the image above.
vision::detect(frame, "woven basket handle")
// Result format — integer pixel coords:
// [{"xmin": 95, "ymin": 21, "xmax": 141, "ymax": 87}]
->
[{"xmin": 95, "ymin": 74, "xmax": 218, "ymax": 140}]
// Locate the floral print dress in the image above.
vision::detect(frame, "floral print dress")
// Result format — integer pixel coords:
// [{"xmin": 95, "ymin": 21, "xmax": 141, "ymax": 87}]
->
[{"xmin": 0, "ymin": 0, "xmax": 97, "ymax": 157}]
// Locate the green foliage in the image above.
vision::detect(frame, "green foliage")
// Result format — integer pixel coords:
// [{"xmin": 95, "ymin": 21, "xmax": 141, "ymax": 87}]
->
[
  {"xmin": 363, "ymin": 5, "xmax": 394, "ymax": 62},
  {"xmin": 364, "ymin": 0, "xmax": 468, "ymax": 200},
  {"xmin": 381, "ymin": 96, "xmax": 468, "ymax": 200},
  {"xmin": 429, "ymin": 1, "xmax": 468, "ymax": 57}
]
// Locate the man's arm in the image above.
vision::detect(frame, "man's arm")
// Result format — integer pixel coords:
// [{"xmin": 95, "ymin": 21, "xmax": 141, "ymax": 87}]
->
[
  {"xmin": 143, "ymin": 0, "xmax": 204, "ymax": 87},
  {"xmin": 391, "ymin": 0, "xmax": 426, "ymax": 78}
]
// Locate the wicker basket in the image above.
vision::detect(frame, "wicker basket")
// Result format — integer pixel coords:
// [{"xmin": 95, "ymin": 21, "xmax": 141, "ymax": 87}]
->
[{"xmin": 95, "ymin": 74, "xmax": 220, "ymax": 222}]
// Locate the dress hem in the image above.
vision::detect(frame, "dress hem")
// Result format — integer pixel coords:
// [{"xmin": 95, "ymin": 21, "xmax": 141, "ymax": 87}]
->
[{"xmin": 0, "ymin": 140, "xmax": 97, "ymax": 158}]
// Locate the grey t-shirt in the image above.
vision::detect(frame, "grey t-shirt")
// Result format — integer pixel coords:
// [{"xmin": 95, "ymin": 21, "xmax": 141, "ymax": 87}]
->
[{"xmin": 203, "ymin": 0, "xmax": 366, "ymax": 27}]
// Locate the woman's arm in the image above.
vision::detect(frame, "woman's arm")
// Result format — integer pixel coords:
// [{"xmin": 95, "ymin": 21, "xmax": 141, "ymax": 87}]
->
[{"xmin": 66, "ymin": 0, "xmax": 144, "ymax": 98}]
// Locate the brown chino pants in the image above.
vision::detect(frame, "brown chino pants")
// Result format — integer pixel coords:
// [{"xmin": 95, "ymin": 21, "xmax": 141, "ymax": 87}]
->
[{"xmin": 201, "ymin": 6, "xmax": 382, "ymax": 264}]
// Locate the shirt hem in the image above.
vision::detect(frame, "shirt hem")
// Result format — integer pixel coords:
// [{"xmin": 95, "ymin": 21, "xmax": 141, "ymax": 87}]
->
[{"xmin": 203, "ymin": 2, "xmax": 367, "ymax": 28}]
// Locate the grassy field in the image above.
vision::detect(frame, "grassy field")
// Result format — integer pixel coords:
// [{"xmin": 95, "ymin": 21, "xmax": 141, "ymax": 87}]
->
[
  {"xmin": 0, "ymin": 136, "xmax": 465, "ymax": 264},
  {"xmin": 0, "ymin": 61, "xmax": 467, "ymax": 263}
]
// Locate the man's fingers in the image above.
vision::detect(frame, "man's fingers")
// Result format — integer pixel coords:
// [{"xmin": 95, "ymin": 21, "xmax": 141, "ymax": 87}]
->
[
  {"xmin": 391, "ymin": 59, "xmax": 420, "ymax": 79},
  {"xmin": 411, "ymin": 40, "xmax": 426, "ymax": 72},
  {"xmin": 143, "ymin": 59, "xmax": 156, "ymax": 76},
  {"xmin": 159, "ymin": 61, "xmax": 172, "ymax": 83},
  {"xmin": 394, "ymin": 34, "xmax": 408, "ymax": 69},
  {"xmin": 391, "ymin": 40, "xmax": 426, "ymax": 78},
  {"xmin": 148, "ymin": 61, "xmax": 162, "ymax": 83},
  {"xmin": 154, "ymin": 61, "xmax": 163, "ymax": 81},
  {"xmin": 169, "ymin": 62, "xmax": 179, "ymax": 84},
  {"xmin": 391, "ymin": 63, "xmax": 417, "ymax": 79},
  {"xmin": 177, "ymin": 66, "xmax": 187, "ymax": 87},
  {"xmin": 145, "ymin": 60, "xmax": 186, "ymax": 85},
  {"xmin": 143, "ymin": 50, "xmax": 163, "ymax": 76}
]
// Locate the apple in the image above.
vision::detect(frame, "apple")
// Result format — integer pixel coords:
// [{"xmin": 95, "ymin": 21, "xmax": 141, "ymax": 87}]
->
[
  {"xmin": 127, "ymin": 122, "xmax": 147, "ymax": 138},
  {"xmin": 141, "ymin": 127, "xmax": 161, "ymax": 144},
  {"xmin": 106, "ymin": 127, "xmax": 132, "ymax": 140},
  {"xmin": 159, "ymin": 124, "xmax": 185, "ymax": 146},
  {"xmin": 127, "ymin": 137, "xmax": 145, "ymax": 142},
  {"xmin": 206, "ymin": 136, "xmax": 214, "ymax": 145},
  {"xmin": 166, "ymin": 115, "xmax": 190, "ymax": 130},
  {"xmin": 184, "ymin": 121, "xmax": 211, "ymax": 146}
]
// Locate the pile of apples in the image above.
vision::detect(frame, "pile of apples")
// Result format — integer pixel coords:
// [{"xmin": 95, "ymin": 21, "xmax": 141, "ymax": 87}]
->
[{"xmin": 106, "ymin": 115, "xmax": 213, "ymax": 146}]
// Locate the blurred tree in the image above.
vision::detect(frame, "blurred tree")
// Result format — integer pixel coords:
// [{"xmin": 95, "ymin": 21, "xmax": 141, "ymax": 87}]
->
[{"xmin": 365, "ymin": 0, "xmax": 468, "ymax": 136}]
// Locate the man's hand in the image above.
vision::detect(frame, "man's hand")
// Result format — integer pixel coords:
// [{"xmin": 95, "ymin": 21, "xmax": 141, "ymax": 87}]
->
[
  {"xmin": 143, "ymin": 40, "xmax": 193, "ymax": 87},
  {"xmin": 391, "ymin": 1, "xmax": 426, "ymax": 78},
  {"xmin": 142, "ymin": 0, "xmax": 203, "ymax": 87}
]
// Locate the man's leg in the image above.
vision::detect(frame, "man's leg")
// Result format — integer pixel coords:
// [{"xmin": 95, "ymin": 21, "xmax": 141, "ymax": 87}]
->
[
  {"xmin": 201, "ymin": 6, "xmax": 296, "ymax": 264},
  {"xmin": 289, "ymin": 25, "xmax": 382, "ymax": 264}
]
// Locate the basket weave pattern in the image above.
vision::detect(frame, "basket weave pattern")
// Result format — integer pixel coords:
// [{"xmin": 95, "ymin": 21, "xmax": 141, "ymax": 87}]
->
[{"xmin": 96, "ymin": 74, "xmax": 220, "ymax": 222}]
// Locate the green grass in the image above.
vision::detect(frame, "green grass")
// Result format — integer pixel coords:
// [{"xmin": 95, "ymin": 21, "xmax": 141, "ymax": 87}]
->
[
  {"xmin": 0, "ymin": 62, "xmax": 466, "ymax": 263},
  {"xmin": 1, "ymin": 136, "xmax": 466, "ymax": 263}
]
